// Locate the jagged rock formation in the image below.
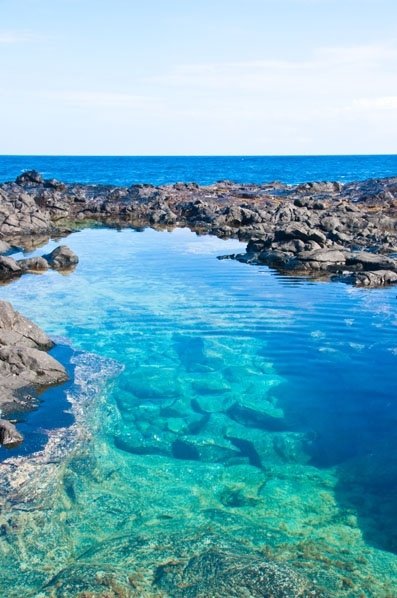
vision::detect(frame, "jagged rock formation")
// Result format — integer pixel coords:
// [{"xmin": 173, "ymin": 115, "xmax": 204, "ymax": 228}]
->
[
  {"xmin": 0, "ymin": 300, "xmax": 68, "ymax": 447},
  {"xmin": 1, "ymin": 170, "xmax": 396, "ymax": 286}
]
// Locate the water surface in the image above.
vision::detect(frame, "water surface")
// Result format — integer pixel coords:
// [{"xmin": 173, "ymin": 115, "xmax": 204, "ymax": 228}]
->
[
  {"xmin": 0, "ymin": 227, "xmax": 396, "ymax": 596},
  {"xmin": 1, "ymin": 154, "xmax": 397, "ymax": 185}
]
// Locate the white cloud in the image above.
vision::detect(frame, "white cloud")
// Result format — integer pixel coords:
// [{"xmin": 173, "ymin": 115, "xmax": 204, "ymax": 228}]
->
[
  {"xmin": 352, "ymin": 96, "xmax": 397, "ymax": 110},
  {"xmin": 0, "ymin": 31, "xmax": 39, "ymax": 44},
  {"xmin": 42, "ymin": 90, "xmax": 157, "ymax": 109}
]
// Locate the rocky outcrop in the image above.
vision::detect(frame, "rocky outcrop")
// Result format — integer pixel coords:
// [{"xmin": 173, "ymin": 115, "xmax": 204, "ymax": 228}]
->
[
  {"xmin": 0, "ymin": 418, "xmax": 23, "ymax": 448},
  {"xmin": 0, "ymin": 300, "xmax": 68, "ymax": 447},
  {"xmin": 0, "ymin": 171, "xmax": 397, "ymax": 286},
  {"xmin": 43, "ymin": 245, "xmax": 79, "ymax": 270},
  {"xmin": 0, "ymin": 244, "xmax": 78, "ymax": 282}
]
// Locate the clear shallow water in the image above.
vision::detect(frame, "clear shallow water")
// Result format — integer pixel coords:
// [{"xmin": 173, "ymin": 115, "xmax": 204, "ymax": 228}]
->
[
  {"xmin": 1, "ymin": 154, "xmax": 397, "ymax": 185},
  {"xmin": 0, "ymin": 228, "xmax": 396, "ymax": 596}
]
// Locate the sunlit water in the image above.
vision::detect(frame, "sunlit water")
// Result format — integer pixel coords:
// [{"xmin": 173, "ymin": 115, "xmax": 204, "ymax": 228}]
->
[
  {"xmin": 0, "ymin": 227, "xmax": 396, "ymax": 596},
  {"xmin": 1, "ymin": 154, "xmax": 397, "ymax": 185}
]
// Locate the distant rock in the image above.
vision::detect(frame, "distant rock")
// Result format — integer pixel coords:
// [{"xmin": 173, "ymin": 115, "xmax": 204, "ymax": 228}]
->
[{"xmin": 15, "ymin": 170, "xmax": 43, "ymax": 185}]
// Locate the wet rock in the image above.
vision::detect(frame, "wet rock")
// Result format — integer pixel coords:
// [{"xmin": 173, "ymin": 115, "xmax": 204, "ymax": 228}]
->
[
  {"xmin": 1, "ymin": 170, "xmax": 397, "ymax": 287},
  {"xmin": 43, "ymin": 245, "xmax": 79, "ymax": 270},
  {"xmin": 154, "ymin": 548, "xmax": 325, "ymax": 597},
  {"xmin": 171, "ymin": 435, "xmax": 242, "ymax": 464},
  {"xmin": 0, "ymin": 255, "xmax": 22, "ymax": 280},
  {"xmin": 0, "ymin": 301, "xmax": 68, "ymax": 435},
  {"xmin": 0, "ymin": 345, "xmax": 68, "ymax": 391},
  {"xmin": 0, "ymin": 418, "xmax": 23, "ymax": 448},
  {"xmin": 349, "ymin": 270, "xmax": 397, "ymax": 287},
  {"xmin": 227, "ymin": 401, "xmax": 288, "ymax": 431},
  {"xmin": 17, "ymin": 256, "xmax": 49, "ymax": 272}
]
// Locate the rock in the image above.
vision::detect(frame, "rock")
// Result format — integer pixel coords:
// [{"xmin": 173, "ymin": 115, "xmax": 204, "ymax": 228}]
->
[
  {"xmin": 0, "ymin": 301, "xmax": 67, "ymax": 429},
  {"xmin": 0, "ymin": 240, "xmax": 11, "ymax": 254},
  {"xmin": 154, "ymin": 548, "xmax": 325, "ymax": 597},
  {"xmin": 43, "ymin": 245, "xmax": 79, "ymax": 270},
  {"xmin": 227, "ymin": 401, "xmax": 287, "ymax": 431},
  {"xmin": 297, "ymin": 248, "xmax": 346, "ymax": 264},
  {"xmin": 274, "ymin": 223, "xmax": 326, "ymax": 245},
  {"xmin": 15, "ymin": 170, "xmax": 43, "ymax": 185},
  {"xmin": 17, "ymin": 256, "xmax": 49, "ymax": 272},
  {"xmin": 0, "ymin": 418, "xmax": 23, "ymax": 448},
  {"xmin": 0, "ymin": 300, "xmax": 53, "ymax": 349},
  {"xmin": 354, "ymin": 270, "xmax": 397, "ymax": 287},
  {"xmin": 345, "ymin": 251, "xmax": 397, "ymax": 272},
  {"xmin": 0, "ymin": 345, "xmax": 68, "ymax": 391},
  {"xmin": 0, "ymin": 255, "xmax": 22, "ymax": 280}
]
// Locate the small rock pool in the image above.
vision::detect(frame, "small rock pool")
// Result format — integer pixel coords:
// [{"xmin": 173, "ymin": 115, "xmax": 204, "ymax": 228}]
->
[{"xmin": 0, "ymin": 227, "xmax": 396, "ymax": 596}]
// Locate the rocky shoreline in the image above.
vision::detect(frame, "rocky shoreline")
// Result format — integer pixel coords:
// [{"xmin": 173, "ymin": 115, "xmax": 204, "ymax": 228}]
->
[
  {"xmin": 1, "ymin": 168, "xmax": 397, "ymax": 446},
  {"xmin": 1, "ymin": 169, "xmax": 397, "ymax": 287},
  {"xmin": 0, "ymin": 300, "xmax": 68, "ymax": 447}
]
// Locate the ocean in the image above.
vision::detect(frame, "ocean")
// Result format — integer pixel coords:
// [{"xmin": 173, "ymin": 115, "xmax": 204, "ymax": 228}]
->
[{"xmin": 0, "ymin": 154, "xmax": 397, "ymax": 186}]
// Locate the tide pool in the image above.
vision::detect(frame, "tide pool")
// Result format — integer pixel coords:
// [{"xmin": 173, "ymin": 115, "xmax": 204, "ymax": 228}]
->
[{"xmin": 0, "ymin": 227, "xmax": 396, "ymax": 596}]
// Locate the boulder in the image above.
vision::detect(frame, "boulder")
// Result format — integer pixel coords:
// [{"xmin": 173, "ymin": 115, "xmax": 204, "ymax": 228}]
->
[
  {"xmin": 15, "ymin": 170, "xmax": 43, "ymax": 185},
  {"xmin": 0, "ymin": 345, "xmax": 67, "ymax": 391},
  {"xmin": 0, "ymin": 240, "xmax": 11, "ymax": 254},
  {"xmin": 345, "ymin": 251, "xmax": 397, "ymax": 272},
  {"xmin": 17, "ymin": 256, "xmax": 49, "ymax": 272},
  {"xmin": 354, "ymin": 270, "xmax": 397, "ymax": 287},
  {"xmin": 43, "ymin": 245, "xmax": 79, "ymax": 270},
  {"xmin": 0, "ymin": 255, "xmax": 22, "ymax": 280},
  {"xmin": 297, "ymin": 248, "xmax": 346, "ymax": 264},
  {"xmin": 0, "ymin": 300, "xmax": 53, "ymax": 349},
  {"xmin": 0, "ymin": 419, "xmax": 23, "ymax": 448}
]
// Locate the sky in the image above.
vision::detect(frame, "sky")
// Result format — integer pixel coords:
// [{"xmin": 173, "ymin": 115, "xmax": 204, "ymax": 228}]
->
[{"xmin": 0, "ymin": 0, "xmax": 396, "ymax": 155}]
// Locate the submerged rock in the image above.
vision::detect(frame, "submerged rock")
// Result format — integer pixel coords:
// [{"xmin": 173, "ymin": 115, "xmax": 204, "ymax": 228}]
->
[{"xmin": 154, "ymin": 547, "xmax": 326, "ymax": 597}]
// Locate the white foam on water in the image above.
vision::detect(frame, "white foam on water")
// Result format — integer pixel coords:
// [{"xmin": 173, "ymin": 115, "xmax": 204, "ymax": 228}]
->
[{"xmin": 0, "ymin": 350, "xmax": 124, "ymax": 503}]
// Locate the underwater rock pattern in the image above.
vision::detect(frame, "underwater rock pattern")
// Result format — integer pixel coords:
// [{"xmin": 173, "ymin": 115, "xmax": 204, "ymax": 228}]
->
[{"xmin": 0, "ymin": 229, "xmax": 396, "ymax": 597}]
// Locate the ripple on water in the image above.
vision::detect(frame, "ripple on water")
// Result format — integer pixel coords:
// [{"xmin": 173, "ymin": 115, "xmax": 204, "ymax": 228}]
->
[{"xmin": 0, "ymin": 227, "xmax": 396, "ymax": 597}]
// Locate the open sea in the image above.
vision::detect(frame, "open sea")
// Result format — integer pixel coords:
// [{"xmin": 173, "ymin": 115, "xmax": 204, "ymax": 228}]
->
[
  {"xmin": 1, "ymin": 154, "xmax": 397, "ymax": 186},
  {"xmin": 0, "ymin": 156, "xmax": 396, "ymax": 597}
]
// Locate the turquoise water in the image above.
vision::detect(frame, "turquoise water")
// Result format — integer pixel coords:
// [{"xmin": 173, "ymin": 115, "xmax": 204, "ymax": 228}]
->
[
  {"xmin": 0, "ymin": 227, "xmax": 397, "ymax": 596},
  {"xmin": 1, "ymin": 154, "xmax": 397, "ymax": 185}
]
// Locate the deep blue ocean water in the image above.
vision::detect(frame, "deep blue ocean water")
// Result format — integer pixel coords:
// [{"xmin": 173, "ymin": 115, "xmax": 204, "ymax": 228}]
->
[
  {"xmin": 0, "ymin": 156, "xmax": 396, "ymax": 596},
  {"xmin": 0, "ymin": 154, "xmax": 397, "ymax": 185}
]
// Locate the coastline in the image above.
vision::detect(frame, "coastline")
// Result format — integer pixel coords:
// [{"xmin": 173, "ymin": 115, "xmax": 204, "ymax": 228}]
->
[
  {"xmin": 1, "ymin": 170, "xmax": 396, "ymax": 288},
  {"xmin": 0, "ymin": 171, "xmax": 396, "ymax": 596},
  {"xmin": 1, "ymin": 168, "xmax": 396, "ymax": 444}
]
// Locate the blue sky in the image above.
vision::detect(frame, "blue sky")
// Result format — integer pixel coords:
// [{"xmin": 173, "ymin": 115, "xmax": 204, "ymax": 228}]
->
[{"xmin": 1, "ymin": 0, "xmax": 396, "ymax": 155}]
